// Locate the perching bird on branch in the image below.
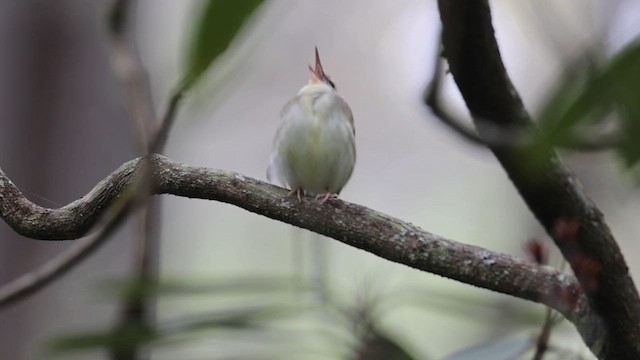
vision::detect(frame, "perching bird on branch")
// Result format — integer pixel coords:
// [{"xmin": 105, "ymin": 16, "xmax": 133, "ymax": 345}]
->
[{"xmin": 268, "ymin": 47, "xmax": 356, "ymax": 203}]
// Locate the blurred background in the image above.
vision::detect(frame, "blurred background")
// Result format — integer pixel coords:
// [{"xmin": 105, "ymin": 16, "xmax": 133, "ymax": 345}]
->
[{"xmin": 0, "ymin": 0, "xmax": 639, "ymax": 359}]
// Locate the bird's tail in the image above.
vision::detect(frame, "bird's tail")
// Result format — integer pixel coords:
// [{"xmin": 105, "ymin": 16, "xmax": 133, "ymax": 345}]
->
[{"xmin": 290, "ymin": 227, "xmax": 330, "ymax": 304}]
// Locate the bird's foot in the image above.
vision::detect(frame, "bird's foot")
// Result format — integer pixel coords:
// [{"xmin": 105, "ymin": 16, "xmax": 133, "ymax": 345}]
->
[
  {"xmin": 314, "ymin": 192, "xmax": 339, "ymax": 204},
  {"xmin": 287, "ymin": 188, "xmax": 305, "ymax": 202}
]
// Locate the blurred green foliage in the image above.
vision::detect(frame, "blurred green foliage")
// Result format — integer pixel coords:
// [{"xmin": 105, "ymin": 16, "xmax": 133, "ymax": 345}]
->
[
  {"xmin": 47, "ymin": 276, "xmax": 562, "ymax": 359},
  {"xmin": 538, "ymin": 39, "xmax": 640, "ymax": 170},
  {"xmin": 46, "ymin": 276, "xmax": 311, "ymax": 355},
  {"xmin": 183, "ymin": 0, "xmax": 265, "ymax": 90}
]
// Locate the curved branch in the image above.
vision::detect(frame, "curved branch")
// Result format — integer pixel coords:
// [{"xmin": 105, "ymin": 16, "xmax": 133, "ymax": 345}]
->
[
  {"xmin": 0, "ymin": 162, "xmax": 136, "ymax": 240},
  {"xmin": 0, "ymin": 155, "xmax": 594, "ymax": 323},
  {"xmin": 436, "ymin": 1, "xmax": 640, "ymax": 358}
]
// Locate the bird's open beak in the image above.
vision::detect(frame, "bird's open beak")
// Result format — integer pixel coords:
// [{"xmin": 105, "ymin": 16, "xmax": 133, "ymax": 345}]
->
[{"xmin": 308, "ymin": 47, "xmax": 325, "ymax": 84}]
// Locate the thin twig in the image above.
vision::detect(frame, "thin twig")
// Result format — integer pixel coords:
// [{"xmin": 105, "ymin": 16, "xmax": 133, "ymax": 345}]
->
[
  {"xmin": 532, "ymin": 303, "xmax": 554, "ymax": 360},
  {"xmin": 108, "ymin": 0, "xmax": 156, "ymax": 152},
  {"xmin": 424, "ymin": 42, "xmax": 489, "ymax": 147},
  {"xmin": 150, "ymin": 85, "xmax": 187, "ymax": 153},
  {"xmin": 109, "ymin": 0, "xmax": 160, "ymax": 360}
]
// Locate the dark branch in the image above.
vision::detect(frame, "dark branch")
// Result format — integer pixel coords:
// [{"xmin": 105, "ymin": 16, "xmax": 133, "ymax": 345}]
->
[
  {"xmin": 424, "ymin": 45, "xmax": 489, "ymax": 147},
  {"xmin": 436, "ymin": 1, "xmax": 640, "ymax": 358},
  {"xmin": 0, "ymin": 155, "xmax": 598, "ymax": 328},
  {"xmin": 150, "ymin": 84, "xmax": 186, "ymax": 154}
]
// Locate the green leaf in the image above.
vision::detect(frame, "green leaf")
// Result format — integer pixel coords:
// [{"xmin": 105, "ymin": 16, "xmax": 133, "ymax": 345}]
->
[
  {"xmin": 184, "ymin": 0, "xmax": 265, "ymax": 89},
  {"xmin": 535, "ymin": 38, "xmax": 640, "ymax": 174},
  {"xmin": 606, "ymin": 41, "xmax": 640, "ymax": 166},
  {"xmin": 537, "ymin": 55, "xmax": 611, "ymax": 145}
]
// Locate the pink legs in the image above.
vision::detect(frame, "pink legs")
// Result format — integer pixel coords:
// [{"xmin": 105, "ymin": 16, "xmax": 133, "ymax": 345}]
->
[
  {"xmin": 287, "ymin": 188, "xmax": 305, "ymax": 202},
  {"xmin": 287, "ymin": 188, "xmax": 338, "ymax": 204},
  {"xmin": 314, "ymin": 192, "xmax": 339, "ymax": 204}
]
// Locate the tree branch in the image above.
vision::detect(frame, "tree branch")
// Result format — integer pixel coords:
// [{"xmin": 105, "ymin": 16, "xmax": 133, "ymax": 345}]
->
[
  {"xmin": 108, "ymin": 1, "xmax": 161, "ymax": 359},
  {"xmin": 0, "ymin": 162, "xmax": 137, "ymax": 240},
  {"xmin": 0, "ymin": 155, "xmax": 599, "ymax": 327},
  {"xmin": 108, "ymin": 0, "xmax": 156, "ymax": 152},
  {"xmin": 436, "ymin": 1, "xmax": 640, "ymax": 358}
]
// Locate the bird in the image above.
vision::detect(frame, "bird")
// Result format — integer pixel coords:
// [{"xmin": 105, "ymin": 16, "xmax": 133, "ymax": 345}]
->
[{"xmin": 267, "ymin": 47, "xmax": 356, "ymax": 203}]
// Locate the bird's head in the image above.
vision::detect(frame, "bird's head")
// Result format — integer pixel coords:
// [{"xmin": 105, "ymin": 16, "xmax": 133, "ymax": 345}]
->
[{"xmin": 308, "ymin": 47, "xmax": 336, "ymax": 89}]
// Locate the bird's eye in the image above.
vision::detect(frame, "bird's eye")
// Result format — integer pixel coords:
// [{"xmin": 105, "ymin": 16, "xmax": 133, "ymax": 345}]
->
[{"xmin": 324, "ymin": 76, "xmax": 336, "ymax": 89}]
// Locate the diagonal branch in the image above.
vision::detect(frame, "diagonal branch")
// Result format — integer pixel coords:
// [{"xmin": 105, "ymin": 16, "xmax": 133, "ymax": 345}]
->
[
  {"xmin": 0, "ymin": 155, "xmax": 599, "ymax": 330},
  {"xmin": 436, "ymin": 1, "xmax": 640, "ymax": 358}
]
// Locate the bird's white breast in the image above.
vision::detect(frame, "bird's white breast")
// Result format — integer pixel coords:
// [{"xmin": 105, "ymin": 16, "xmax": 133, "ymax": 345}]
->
[{"xmin": 268, "ymin": 84, "xmax": 355, "ymax": 195}]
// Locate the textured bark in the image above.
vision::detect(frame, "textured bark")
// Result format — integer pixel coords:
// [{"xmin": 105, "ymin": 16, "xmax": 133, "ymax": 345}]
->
[{"xmin": 436, "ymin": 1, "xmax": 640, "ymax": 358}]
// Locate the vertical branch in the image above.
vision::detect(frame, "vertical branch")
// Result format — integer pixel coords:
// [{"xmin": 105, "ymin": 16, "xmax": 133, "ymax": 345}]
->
[
  {"xmin": 532, "ymin": 308, "xmax": 553, "ymax": 360},
  {"xmin": 108, "ymin": 0, "xmax": 156, "ymax": 152},
  {"xmin": 107, "ymin": 1, "xmax": 169, "ymax": 359}
]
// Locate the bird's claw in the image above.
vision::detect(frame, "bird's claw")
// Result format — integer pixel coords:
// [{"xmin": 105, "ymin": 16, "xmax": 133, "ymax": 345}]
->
[
  {"xmin": 314, "ymin": 192, "xmax": 338, "ymax": 204},
  {"xmin": 286, "ymin": 189, "xmax": 338, "ymax": 204},
  {"xmin": 287, "ymin": 188, "xmax": 304, "ymax": 202}
]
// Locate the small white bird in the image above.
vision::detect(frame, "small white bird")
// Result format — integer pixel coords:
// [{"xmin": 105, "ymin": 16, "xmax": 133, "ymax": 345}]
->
[{"xmin": 268, "ymin": 48, "xmax": 356, "ymax": 203}]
